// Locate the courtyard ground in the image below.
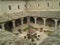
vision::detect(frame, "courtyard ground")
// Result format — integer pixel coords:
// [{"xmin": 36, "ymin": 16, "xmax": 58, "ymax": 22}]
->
[{"xmin": 0, "ymin": 24, "xmax": 60, "ymax": 45}]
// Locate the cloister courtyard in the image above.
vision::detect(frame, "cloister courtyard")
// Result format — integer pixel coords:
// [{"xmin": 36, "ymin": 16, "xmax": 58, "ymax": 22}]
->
[
  {"xmin": 0, "ymin": 14, "xmax": 60, "ymax": 45},
  {"xmin": 0, "ymin": 0, "xmax": 60, "ymax": 45},
  {"xmin": 0, "ymin": 11, "xmax": 60, "ymax": 45}
]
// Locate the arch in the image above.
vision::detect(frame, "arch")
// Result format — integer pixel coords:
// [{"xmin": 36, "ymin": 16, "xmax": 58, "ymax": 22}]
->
[
  {"xmin": 57, "ymin": 20, "xmax": 60, "ymax": 27},
  {"xmin": 23, "ymin": 17, "xmax": 27, "ymax": 24},
  {"xmin": 15, "ymin": 19, "xmax": 21, "ymax": 27},
  {"xmin": 30, "ymin": 17, "xmax": 35, "ymax": 23},
  {"xmin": 4, "ymin": 21, "xmax": 13, "ymax": 32},
  {"xmin": 46, "ymin": 18, "xmax": 55, "ymax": 27},
  {"xmin": 36, "ymin": 17, "xmax": 44, "ymax": 25}
]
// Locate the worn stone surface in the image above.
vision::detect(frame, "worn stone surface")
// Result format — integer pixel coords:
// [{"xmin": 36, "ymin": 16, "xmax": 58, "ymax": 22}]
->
[
  {"xmin": 0, "ymin": 28, "xmax": 60, "ymax": 45},
  {"xmin": 0, "ymin": 30, "xmax": 18, "ymax": 45},
  {"xmin": 40, "ymin": 29, "xmax": 60, "ymax": 45}
]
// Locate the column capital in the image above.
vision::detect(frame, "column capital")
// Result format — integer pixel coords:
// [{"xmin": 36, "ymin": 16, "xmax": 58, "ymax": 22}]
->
[
  {"xmin": 34, "ymin": 17, "xmax": 37, "ymax": 19},
  {"xmin": 21, "ymin": 18, "xmax": 23, "ymax": 20},
  {"xmin": 12, "ymin": 20, "xmax": 15, "ymax": 22},
  {"xmin": 53, "ymin": 19, "xmax": 58, "ymax": 22},
  {"xmin": 43, "ymin": 18, "xmax": 47, "ymax": 20}
]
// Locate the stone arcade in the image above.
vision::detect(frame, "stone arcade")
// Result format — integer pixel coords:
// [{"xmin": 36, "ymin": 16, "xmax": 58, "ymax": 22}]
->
[
  {"xmin": 0, "ymin": 0, "xmax": 60, "ymax": 32},
  {"xmin": 0, "ymin": 13, "xmax": 60, "ymax": 32}
]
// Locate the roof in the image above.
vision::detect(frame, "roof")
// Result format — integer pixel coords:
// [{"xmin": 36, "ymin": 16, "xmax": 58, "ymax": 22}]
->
[{"xmin": 0, "ymin": 11, "xmax": 60, "ymax": 23}]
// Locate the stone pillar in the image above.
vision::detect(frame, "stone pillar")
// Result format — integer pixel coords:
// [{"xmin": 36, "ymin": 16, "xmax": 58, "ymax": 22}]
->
[
  {"xmin": 43, "ymin": 18, "xmax": 47, "ymax": 26},
  {"xmin": 12, "ymin": 20, "xmax": 15, "ymax": 28},
  {"xmin": 54, "ymin": 19, "xmax": 58, "ymax": 29},
  {"xmin": 34, "ymin": 17, "xmax": 37, "ymax": 24},
  {"xmin": 1, "ymin": 23, "xmax": 5, "ymax": 30},
  {"xmin": 27, "ymin": 16, "xmax": 30, "ymax": 24},
  {"xmin": 21, "ymin": 18, "xmax": 23, "ymax": 25}
]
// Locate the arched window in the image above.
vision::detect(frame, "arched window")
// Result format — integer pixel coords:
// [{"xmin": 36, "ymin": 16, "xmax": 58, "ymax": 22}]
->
[
  {"xmin": 38, "ymin": 4, "xmax": 39, "ymax": 7},
  {"xmin": 25, "ymin": 5, "xmax": 26, "ymax": 7},
  {"xmin": 30, "ymin": 4, "xmax": 31, "ymax": 7},
  {"xmin": 47, "ymin": 2, "xmax": 49, "ymax": 7},
  {"xmin": 8, "ymin": 5, "xmax": 11, "ymax": 10},
  {"xmin": 59, "ymin": 2, "xmax": 60, "ymax": 6},
  {"xmin": 18, "ymin": 5, "xmax": 20, "ymax": 9}
]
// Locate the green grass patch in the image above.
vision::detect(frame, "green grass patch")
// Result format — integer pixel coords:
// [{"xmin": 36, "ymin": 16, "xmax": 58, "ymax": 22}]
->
[
  {"xmin": 23, "ymin": 27, "xmax": 29, "ymax": 31},
  {"xmin": 23, "ymin": 26, "xmax": 38, "ymax": 31},
  {"xmin": 30, "ymin": 26, "xmax": 38, "ymax": 30}
]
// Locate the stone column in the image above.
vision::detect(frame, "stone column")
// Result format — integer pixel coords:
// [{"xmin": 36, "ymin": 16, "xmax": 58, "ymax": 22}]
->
[
  {"xmin": 43, "ymin": 18, "xmax": 47, "ymax": 26},
  {"xmin": 27, "ymin": 16, "xmax": 30, "ymax": 24},
  {"xmin": 1, "ymin": 23, "xmax": 5, "ymax": 30},
  {"xmin": 34, "ymin": 17, "xmax": 37, "ymax": 24},
  {"xmin": 54, "ymin": 19, "xmax": 58, "ymax": 29},
  {"xmin": 12, "ymin": 20, "xmax": 15, "ymax": 28},
  {"xmin": 21, "ymin": 18, "xmax": 23, "ymax": 25}
]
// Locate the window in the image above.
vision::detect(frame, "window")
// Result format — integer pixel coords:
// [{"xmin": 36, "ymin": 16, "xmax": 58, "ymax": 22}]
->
[
  {"xmin": 8, "ymin": 5, "xmax": 11, "ymax": 10},
  {"xmin": 18, "ymin": 5, "xmax": 20, "ymax": 9},
  {"xmin": 38, "ymin": 4, "xmax": 39, "ymax": 7},
  {"xmin": 47, "ymin": 3, "xmax": 49, "ymax": 7},
  {"xmin": 25, "ymin": 5, "xmax": 26, "ymax": 7},
  {"xmin": 30, "ymin": 5, "xmax": 31, "ymax": 7},
  {"xmin": 59, "ymin": 2, "xmax": 60, "ymax": 6}
]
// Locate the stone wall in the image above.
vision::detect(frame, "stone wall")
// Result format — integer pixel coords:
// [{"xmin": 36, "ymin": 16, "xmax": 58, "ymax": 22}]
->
[
  {"xmin": 27, "ymin": 1, "xmax": 60, "ymax": 11},
  {"xmin": 0, "ymin": 0, "xmax": 60, "ymax": 14},
  {"xmin": 0, "ymin": 1, "xmax": 26, "ymax": 14}
]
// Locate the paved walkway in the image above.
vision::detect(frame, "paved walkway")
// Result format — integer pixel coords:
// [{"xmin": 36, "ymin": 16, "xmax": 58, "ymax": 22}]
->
[
  {"xmin": 36, "ymin": 31, "xmax": 48, "ymax": 45},
  {"xmin": 14, "ymin": 23, "xmax": 55, "ymax": 45},
  {"xmin": 17, "ymin": 30, "xmax": 48, "ymax": 45}
]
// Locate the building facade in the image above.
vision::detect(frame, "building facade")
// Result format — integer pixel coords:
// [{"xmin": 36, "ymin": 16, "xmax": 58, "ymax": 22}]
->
[{"xmin": 0, "ymin": 0, "xmax": 60, "ymax": 32}]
